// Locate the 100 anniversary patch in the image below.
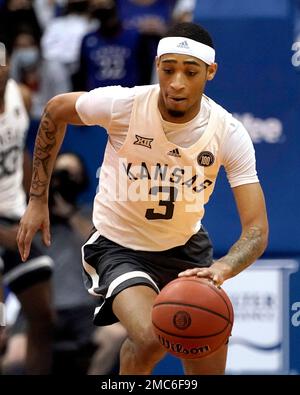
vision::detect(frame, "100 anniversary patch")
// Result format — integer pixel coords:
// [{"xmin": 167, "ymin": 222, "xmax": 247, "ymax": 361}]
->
[{"xmin": 197, "ymin": 151, "xmax": 215, "ymax": 167}]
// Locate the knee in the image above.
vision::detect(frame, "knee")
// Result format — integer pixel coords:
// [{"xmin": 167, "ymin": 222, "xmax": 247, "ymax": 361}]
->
[{"xmin": 133, "ymin": 325, "xmax": 165, "ymax": 361}]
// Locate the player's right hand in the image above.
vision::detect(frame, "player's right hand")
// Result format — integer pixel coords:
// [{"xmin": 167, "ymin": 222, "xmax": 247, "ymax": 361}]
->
[{"xmin": 17, "ymin": 200, "xmax": 51, "ymax": 262}]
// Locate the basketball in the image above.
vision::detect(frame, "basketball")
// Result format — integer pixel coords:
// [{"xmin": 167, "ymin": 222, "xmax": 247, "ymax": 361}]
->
[{"xmin": 152, "ymin": 277, "xmax": 234, "ymax": 359}]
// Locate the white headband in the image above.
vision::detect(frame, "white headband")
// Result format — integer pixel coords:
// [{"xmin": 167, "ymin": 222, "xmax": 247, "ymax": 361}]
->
[{"xmin": 157, "ymin": 36, "xmax": 215, "ymax": 65}]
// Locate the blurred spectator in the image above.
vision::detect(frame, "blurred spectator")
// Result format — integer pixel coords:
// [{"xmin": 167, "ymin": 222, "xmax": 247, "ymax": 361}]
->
[
  {"xmin": 0, "ymin": 59, "xmax": 54, "ymax": 375},
  {"xmin": 172, "ymin": 0, "xmax": 195, "ymax": 23},
  {"xmin": 2, "ymin": 153, "xmax": 92, "ymax": 374},
  {"xmin": 49, "ymin": 153, "xmax": 126, "ymax": 374},
  {"xmin": 10, "ymin": 29, "xmax": 40, "ymax": 87},
  {"xmin": 40, "ymin": 0, "xmax": 97, "ymax": 97},
  {"xmin": 8, "ymin": 29, "xmax": 45, "ymax": 118},
  {"xmin": 116, "ymin": 0, "xmax": 176, "ymax": 36},
  {"xmin": 33, "ymin": 0, "xmax": 65, "ymax": 30},
  {"xmin": 0, "ymin": 0, "xmax": 42, "ymax": 51},
  {"xmin": 2, "ymin": 153, "xmax": 126, "ymax": 374},
  {"xmin": 115, "ymin": 0, "xmax": 177, "ymax": 85},
  {"xmin": 74, "ymin": 0, "xmax": 149, "ymax": 90}
]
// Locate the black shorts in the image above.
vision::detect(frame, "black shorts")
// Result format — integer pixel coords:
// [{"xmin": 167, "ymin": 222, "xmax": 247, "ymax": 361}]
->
[
  {"xmin": 0, "ymin": 217, "xmax": 53, "ymax": 294},
  {"xmin": 82, "ymin": 227, "xmax": 213, "ymax": 326}
]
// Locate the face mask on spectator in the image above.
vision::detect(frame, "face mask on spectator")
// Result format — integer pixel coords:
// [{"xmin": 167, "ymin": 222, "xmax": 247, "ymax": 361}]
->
[
  {"xmin": 66, "ymin": 0, "xmax": 89, "ymax": 14},
  {"xmin": 12, "ymin": 47, "xmax": 39, "ymax": 68},
  {"xmin": 91, "ymin": 5, "xmax": 118, "ymax": 25},
  {"xmin": 10, "ymin": 47, "xmax": 40, "ymax": 86},
  {"xmin": 50, "ymin": 169, "xmax": 87, "ymax": 206}
]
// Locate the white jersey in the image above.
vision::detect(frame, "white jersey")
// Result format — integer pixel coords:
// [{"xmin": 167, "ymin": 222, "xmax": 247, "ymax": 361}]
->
[
  {"xmin": 76, "ymin": 84, "xmax": 258, "ymax": 251},
  {"xmin": 0, "ymin": 79, "xmax": 29, "ymax": 218}
]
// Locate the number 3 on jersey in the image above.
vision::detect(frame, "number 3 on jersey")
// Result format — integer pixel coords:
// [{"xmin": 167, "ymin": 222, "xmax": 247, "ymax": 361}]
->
[{"xmin": 145, "ymin": 186, "xmax": 178, "ymax": 220}]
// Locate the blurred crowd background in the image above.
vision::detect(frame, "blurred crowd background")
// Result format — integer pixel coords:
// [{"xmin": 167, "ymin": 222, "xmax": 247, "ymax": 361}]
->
[{"xmin": 0, "ymin": 0, "xmax": 194, "ymax": 119}]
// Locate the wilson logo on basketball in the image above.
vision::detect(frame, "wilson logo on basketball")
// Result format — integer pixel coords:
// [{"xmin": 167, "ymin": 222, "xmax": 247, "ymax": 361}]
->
[
  {"xmin": 173, "ymin": 311, "xmax": 191, "ymax": 330},
  {"xmin": 152, "ymin": 277, "xmax": 234, "ymax": 359},
  {"xmin": 158, "ymin": 335, "xmax": 210, "ymax": 356}
]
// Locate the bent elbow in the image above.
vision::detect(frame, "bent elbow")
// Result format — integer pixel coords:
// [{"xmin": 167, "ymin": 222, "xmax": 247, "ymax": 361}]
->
[
  {"xmin": 44, "ymin": 92, "xmax": 85, "ymax": 125},
  {"xmin": 45, "ymin": 95, "xmax": 66, "ymax": 123},
  {"xmin": 259, "ymin": 223, "xmax": 269, "ymax": 256}
]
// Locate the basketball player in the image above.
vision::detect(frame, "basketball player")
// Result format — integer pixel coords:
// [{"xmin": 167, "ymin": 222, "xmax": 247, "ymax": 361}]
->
[
  {"xmin": 17, "ymin": 22, "xmax": 269, "ymax": 374},
  {"xmin": 0, "ymin": 60, "xmax": 54, "ymax": 374}
]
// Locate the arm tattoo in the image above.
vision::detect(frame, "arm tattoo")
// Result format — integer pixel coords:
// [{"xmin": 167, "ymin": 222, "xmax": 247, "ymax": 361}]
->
[
  {"xmin": 222, "ymin": 226, "xmax": 265, "ymax": 276},
  {"xmin": 30, "ymin": 111, "xmax": 57, "ymax": 199}
]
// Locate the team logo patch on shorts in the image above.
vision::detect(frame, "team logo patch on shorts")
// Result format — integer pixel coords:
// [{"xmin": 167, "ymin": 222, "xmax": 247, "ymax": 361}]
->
[
  {"xmin": 197, "ymin": 151, "xmax": 215, "ymax": 167},
  {"xmin": 134, "ymin": 135, "xmax": 154, "ymax": 149}
]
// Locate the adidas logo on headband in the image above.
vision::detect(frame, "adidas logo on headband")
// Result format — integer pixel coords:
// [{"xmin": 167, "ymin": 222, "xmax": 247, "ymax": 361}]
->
[
  {"xmin": 157, "ymin": 37, "xmax": 216, "ymax": 65},
  {"xmin": 177, "ymin": 40, "xmax": 190, "ymax": 49}
]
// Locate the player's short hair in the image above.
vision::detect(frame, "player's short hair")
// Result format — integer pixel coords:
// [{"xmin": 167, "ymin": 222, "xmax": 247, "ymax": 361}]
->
[{"xmin": 164, "ymin": 22, "xmax": 214, "ymax": 50}]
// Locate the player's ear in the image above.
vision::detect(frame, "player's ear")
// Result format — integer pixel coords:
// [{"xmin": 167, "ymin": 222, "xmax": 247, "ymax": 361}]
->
[
  {"xmin": 206, "ymin": 63, "xmax": 218, "ymax": 81},
  {"xmin": 155, "ymin": 56, "xmax": 160, "ymax": 69}
]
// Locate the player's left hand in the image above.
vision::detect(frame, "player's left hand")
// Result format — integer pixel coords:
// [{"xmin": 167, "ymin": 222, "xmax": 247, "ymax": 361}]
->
[{"xmin": 178, "ymin": 261, "xmax": 233, "ymax": 287}]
